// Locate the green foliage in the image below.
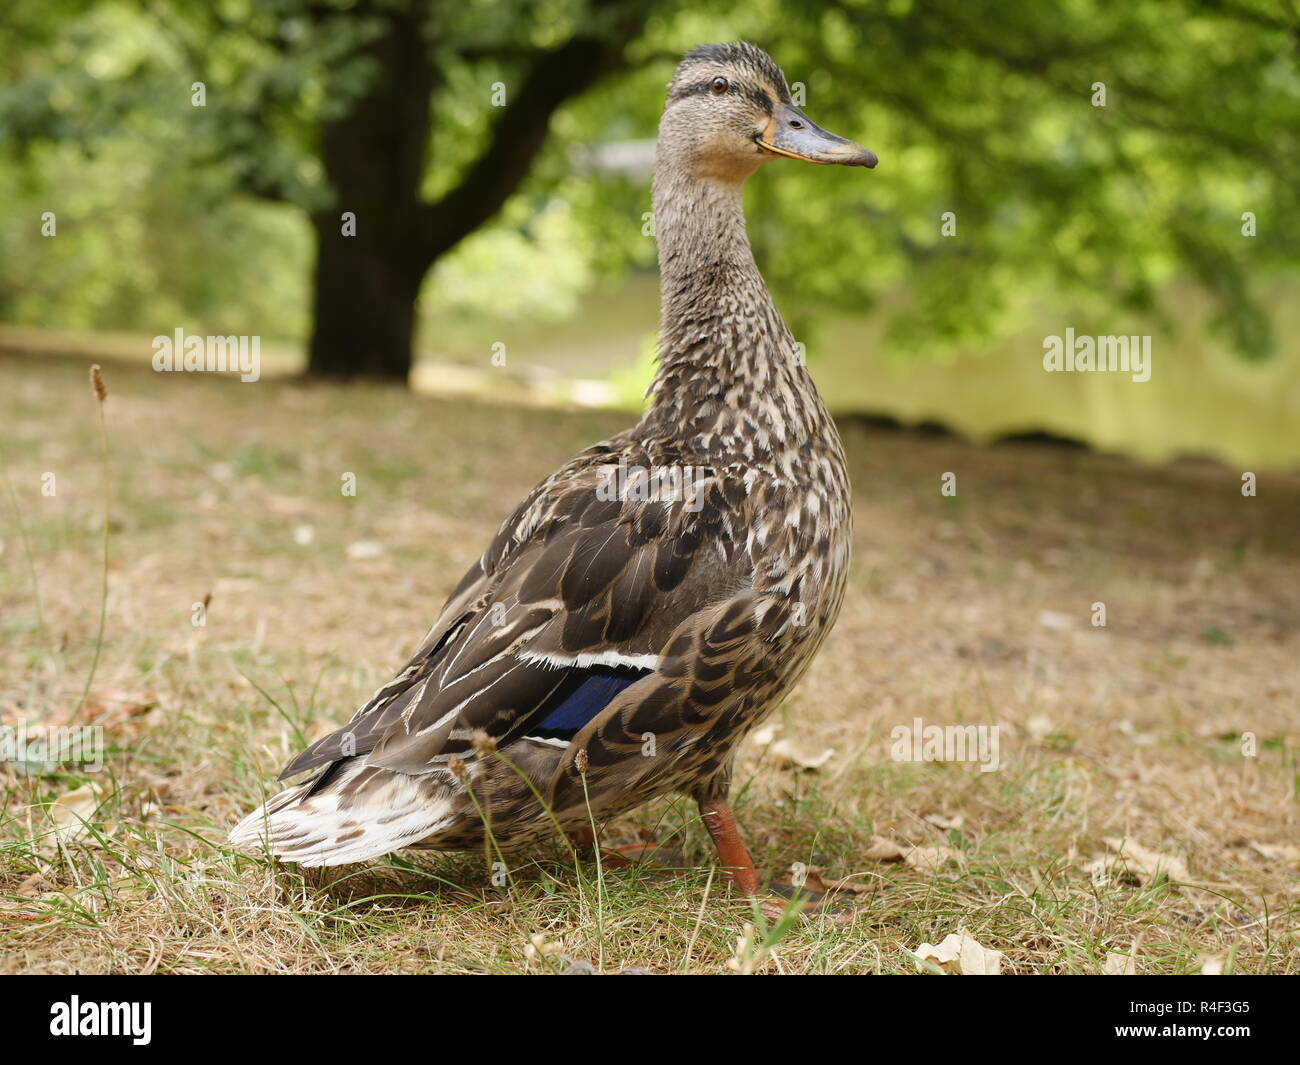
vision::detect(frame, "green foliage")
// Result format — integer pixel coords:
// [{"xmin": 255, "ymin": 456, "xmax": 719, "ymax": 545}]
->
[
  {"xmin": 0, "ymin": 2, "xmax": 311, "ymax": 338},
  {"xmin": 0, "ymin": 0, "xmax": 1296, "ymax": 359},
  {"xmin": 746, "ymin": 0, "xmax": 1300, "ymax": 357}
]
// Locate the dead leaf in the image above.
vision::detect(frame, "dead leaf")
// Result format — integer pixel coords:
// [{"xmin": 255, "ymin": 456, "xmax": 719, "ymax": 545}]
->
[
  {"xmin": 913, "ymin": 931, "xmax": 1003, "ymax": 974},
  {"xmin": 45, "ymin": 689, "xmax": 157, "ymax": 730},
  {"xmin": 83, "ymin": 688, "xmax": 157, "ymax": 727},
  {"xmin": 1026, "ymin": 714, "xmax": 1055, "ymax": 739},
  {"xmin": 786, "ymin": 866, "xmax": 876, "ymax": 896},
  {"xmin": 1094, "ymin": 837, "xmax": 1190, "ymax": 886},
  {"xmin": 862, "ymin": 837, "xmax": 964, "ymax": 871},
  {"xmin": 863, "ymin": 836, "xmax": 908, "ymax": 861},
  {"xmin": 1115, "ymin": 719, "xmax": 1155, "ymax": 746},
  {"xmin": 751, "ymin": 724, "xmax": 834, "ymax": 770},
  {"xmin": 767, "ymin": 738, "xmax": 835, "ymax": 771},
  {"xmin": 346, "ymin": 539, "xmax": 384, "ymax": 560},
  {"xmin": 1103, "ymin": 937, "xmax": 1140, "ymax": 974},
  {"xmin": 40, "ymin": 784, "xmax": 103, "ymax": 847},
  {"xmin": 16, "ymin": 870, "xmax": 52, "ymax": 897},
  {"xmin": 762, "ymin": 872, "xmax": 866, "ymax": 925},
  {"xmin": 905, "ymin": 845, "xmax": 966, "ymax": 871},
  {"xmin": 1249, "ymin": 841, "xmax": 1300, "ymax": 867},
  {"xmin": 812, "ymin": 872, "xmax": 876, "ymax": 895}
]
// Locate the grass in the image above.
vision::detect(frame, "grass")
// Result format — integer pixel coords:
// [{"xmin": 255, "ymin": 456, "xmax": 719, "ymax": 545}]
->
[{"xmin": 1, "ymin": 350, "xmax": 1297, "ymax": 974}]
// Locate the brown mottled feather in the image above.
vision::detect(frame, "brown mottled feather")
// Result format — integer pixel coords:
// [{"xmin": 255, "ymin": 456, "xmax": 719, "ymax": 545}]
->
[{"xmin": 231, "ymin": 42, "xmax": 857, "ymax": 865}]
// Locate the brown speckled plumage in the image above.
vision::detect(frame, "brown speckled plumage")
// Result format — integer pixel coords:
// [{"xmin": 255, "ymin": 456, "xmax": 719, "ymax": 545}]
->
[{"xmin": 231, "ymin": 43, "xmax": 873, "ymax": 874}]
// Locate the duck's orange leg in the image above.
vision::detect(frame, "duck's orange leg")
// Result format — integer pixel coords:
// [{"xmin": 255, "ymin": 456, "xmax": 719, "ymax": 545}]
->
[{"xmin": 699, "ymin": 799, "xmax": 761, "ymax": 894}]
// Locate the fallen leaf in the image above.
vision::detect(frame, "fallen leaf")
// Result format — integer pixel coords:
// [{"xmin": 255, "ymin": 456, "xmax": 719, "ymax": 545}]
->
[
  {"xmin": 812, "ymin": 872, "xmax": 876, "ymax": 895},
  {"xmin": 751, "ymin": 724, "xmax": 835, "ymax": 770},
  {"xmin": 81, "ymin": 688, "xmax": 157, "ymax": 727},
  {"xmin": 767, "ymin": 738, "xmax": 835, "ymax": 770},
  {"xmin": 346, "ymin": 539, "xmax": 384, "ymax": 560},
  {"xmin": 1094, "ymin": 837, "xmax": 1190, "ymax": 886},
  {"xmin": 40, "ymin": 784, "xmax": 103, "ymax": 847},
  {"xmin": 761, "ymin": 868, "xmax": 870, "ymax": 925},
  {"xmin": 34, "ymin": 691, "xmax": 159, "ymax": 745},
  {"xmin": 862, "ymin": 836, "xmax": 964, "ymax": 870},
  {"xmin": 786, "ymin": 866, "xmax": 875, "ymax": 896},
  {"xmin": 1103, "ymin": 952, "xmax": 1136, "ymax": 975},
  {"xmin": 904, "ymin": 845, "xmax": 966, "ymax": 871},
  {"xmin": 16, "ymin": 871, "xmax": 52, "ymax": 897},
  {"xmin": 863, "ymin": 836, "xmax": 908, "ymax": 861},
  {"xmin": 913, "ymin": 931, "xmax": 1002, "ymax": 974},
  {"xmin": 1026, "ymin": 714, "xmax": 1055, "ymax": 739},
  {"xmin": 1115, "ymin": 719, "xmax": 1155, "ymax": 746},
  {"xmin": 523, "ymin": 933, "xmax": 562, "ymax": 961},
  {"xmin": 1249, "ymin": 841, "xmax": 1300, "ymax": 866},
  {"xmin": 1103, "ymin": 937, "xmax": 1140, "ymax": 974}
]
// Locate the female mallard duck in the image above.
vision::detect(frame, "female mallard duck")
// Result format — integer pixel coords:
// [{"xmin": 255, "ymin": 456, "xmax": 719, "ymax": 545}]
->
[{"xmin": 231, "ymin": 42, "xmax": 875, "ymax": 894}]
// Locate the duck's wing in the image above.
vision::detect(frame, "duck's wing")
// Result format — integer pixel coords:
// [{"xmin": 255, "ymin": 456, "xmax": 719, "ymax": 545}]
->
[{"xmin": 278, "ymin": 440, "xmax": 752, "ymax": 780}]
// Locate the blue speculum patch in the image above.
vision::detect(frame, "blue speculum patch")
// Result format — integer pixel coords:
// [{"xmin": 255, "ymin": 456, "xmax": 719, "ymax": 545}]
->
[{"xmin": 531, "ymin": 665, "xmax": 648, "ymax": 738}]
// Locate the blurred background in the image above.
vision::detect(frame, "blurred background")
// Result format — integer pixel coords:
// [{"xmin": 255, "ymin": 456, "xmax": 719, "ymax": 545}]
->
[{"xmin": 1, "ymin": 0, "xmax": 1298, "ymax": 466}]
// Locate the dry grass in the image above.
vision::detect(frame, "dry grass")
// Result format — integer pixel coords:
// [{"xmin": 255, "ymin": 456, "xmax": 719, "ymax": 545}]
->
[{"xmin": 1, "ymin": 351, "xmax": 1297, "ymax": 974}]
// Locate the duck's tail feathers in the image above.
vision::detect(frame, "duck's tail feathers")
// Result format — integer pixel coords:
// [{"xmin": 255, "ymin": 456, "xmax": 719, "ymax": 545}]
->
[{"xmin": 228, "ymin": 759, "xmax": 456, "ymax": 867}]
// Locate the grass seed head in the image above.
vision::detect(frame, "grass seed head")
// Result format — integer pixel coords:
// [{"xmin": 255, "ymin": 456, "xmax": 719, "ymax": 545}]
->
[{"xmin": 89, "ymin": 363, "xmax": 107, "ymax": 402}]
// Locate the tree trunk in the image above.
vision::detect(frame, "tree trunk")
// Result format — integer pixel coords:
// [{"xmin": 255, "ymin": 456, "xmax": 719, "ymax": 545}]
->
[
  {"xmin": 307, "ymin": 216, "xmax": 425, "ymax": 381},
  {"xmin": 303, "ymin": 0, "xmax": 650, "ymax": 383},
  {"xmin": 305, "ymin": 1, "xmax": 434, "ymax": 383}
]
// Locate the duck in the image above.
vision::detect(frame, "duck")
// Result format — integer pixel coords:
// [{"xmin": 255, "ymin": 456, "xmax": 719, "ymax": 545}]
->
[{"xmin": 230, "ymin": 42, "xmax": 876, "ymax": 896}]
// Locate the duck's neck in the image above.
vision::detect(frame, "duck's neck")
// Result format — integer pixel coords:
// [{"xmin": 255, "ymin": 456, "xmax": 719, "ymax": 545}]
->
[{"xmin": 646, "ymin": 169, "xmax": 827, "ymax": 451}]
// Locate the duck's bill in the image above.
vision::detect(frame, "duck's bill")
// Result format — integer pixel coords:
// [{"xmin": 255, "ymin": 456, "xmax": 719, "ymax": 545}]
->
[{"xmin": 757, "ymin": 103, "xmax": 877, "ymax": 168}]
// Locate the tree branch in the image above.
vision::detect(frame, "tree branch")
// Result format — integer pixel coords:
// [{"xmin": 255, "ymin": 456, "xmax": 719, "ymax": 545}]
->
[{"xmin": 418, "ymin": 0, "xmax": 651, "ymax": 265}]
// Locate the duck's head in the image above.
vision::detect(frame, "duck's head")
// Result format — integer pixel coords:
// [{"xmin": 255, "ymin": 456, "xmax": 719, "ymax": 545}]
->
[{"xmin": 658, "ymin": 42, "xmax": 877, "ymax": 186}]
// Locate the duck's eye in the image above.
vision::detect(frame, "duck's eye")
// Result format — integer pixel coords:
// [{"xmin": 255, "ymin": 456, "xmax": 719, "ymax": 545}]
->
[{"xmin": 710, "ymin": 76, "xmax": 729, "ymax": 95}]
